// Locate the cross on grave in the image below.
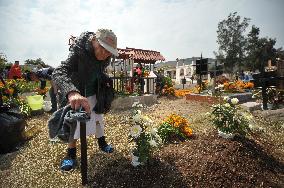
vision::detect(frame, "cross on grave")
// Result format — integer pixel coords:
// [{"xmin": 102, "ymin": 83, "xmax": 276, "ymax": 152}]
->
[
  {"xmin": 252, "ymin": 59, "xmax": 284, "ymax": 110},
  {"xmin": 193, "ymin": 54, "xmax": 209, "ymax": 93}
]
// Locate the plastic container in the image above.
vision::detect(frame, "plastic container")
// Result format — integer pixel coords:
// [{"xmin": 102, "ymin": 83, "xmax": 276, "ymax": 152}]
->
[
  {"xmin": 43, "ymin": 101, "xmax": 52, "ymax": 112},
  {"xmin": 26, "ymin": 95, "xmax": 44, "ymax": 111}
]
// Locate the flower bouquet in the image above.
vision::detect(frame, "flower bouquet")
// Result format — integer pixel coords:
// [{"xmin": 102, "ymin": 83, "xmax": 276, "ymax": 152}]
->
[
  {"xmin": 210, "ymin": 97, "xmax": 251, "ymax": 138},
  {"xmin": 157, "ymin": 114, "xmax": 193, "ymax": 143},
  {"xmin": 129, "ymin": 101, "xmax": 162, "ymax": 167},
  {"xmin": 0, "ymin": 79, "xmax": 31, "ymax": 116}
]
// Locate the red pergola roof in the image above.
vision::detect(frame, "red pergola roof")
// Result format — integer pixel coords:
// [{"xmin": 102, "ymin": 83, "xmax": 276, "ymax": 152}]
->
[{"xmin": 118, "ymin": 47, "xmax": 165, "ymax": 63}]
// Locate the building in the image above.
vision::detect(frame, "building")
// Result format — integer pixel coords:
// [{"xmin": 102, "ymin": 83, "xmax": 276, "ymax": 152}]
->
[{"xmin": 155, "ymin": 57, "xmax": 217, "ymax": 84}]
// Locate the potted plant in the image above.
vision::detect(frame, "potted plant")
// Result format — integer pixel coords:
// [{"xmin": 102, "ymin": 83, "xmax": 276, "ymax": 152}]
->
[{"xmin": 210, "ymin": 97, "xmax": 251, "ymax": 138}]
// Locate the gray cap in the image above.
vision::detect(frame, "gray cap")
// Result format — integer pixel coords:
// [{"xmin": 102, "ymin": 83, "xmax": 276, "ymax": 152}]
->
[{"xmin": 96, "ymin": 29, "xmax": 118, "ymax": 57}]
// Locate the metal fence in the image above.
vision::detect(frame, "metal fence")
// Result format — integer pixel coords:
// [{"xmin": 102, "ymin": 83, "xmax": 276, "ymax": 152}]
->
[{"xmin": 111, "ymin": 77, "xmax": 156, "ymax": 95}]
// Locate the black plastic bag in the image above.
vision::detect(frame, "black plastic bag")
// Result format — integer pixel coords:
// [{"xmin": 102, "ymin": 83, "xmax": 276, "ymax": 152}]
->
[
  {"xmin": 0, "ymin": 111, "xmax": 26, "ymax": 154},
  {"xmin": 93, "ymin": 73, "xmax": 115, "ymax": 114}
]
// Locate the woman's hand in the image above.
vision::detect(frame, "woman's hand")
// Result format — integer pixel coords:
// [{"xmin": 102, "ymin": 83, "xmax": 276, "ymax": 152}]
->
[{"xmin": 68, "ymin": 91, "xmax": 90, "ymax": 114}]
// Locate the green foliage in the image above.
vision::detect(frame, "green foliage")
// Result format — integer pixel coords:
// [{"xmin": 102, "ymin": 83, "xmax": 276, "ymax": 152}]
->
[
  {"xmin": 216, "ymin": 12, "xmax": 250, "ymax": 73},
  {"xmin": 1, "ymin": 79, "xmax": 36, "ymax": 117},
  {"xmin": 0, "ymin": 53, "xmax": 8, "ymax": 73},
  {"xmin": 216, "ymin": 12, "xmax": 283, "ymax": 72},
  {"xmin": 210, "ymin": 98, "xmax": 251, "ymax": 135},
  {"xmin": 129, "ymin": 102, "xmax": 162, "ymax": 165},
  {"xmin": 157, "ymin": 122, "xmax": 186, "ymax": 143},
  {"xmin": 245, "ymin": 25, "xmax": 280, "ymax": 71},
  {"xmin": 162, "ymin": 76, "xmax": 173, "ymax": 87},
  {"xmin": 24, "ymin": 58, "xmax": 47, "ymax": 68},
  {"xmin": 10, "ymin": 98, "xmax": 31, "ymax": 117},
  {"xmin": 132, "ymin": 132, "xmax": 152, "ymax": 163}
]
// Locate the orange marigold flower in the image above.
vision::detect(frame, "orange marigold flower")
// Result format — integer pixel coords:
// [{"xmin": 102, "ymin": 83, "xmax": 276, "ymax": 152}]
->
[
  {"xmin": 5, "ymin": 88, "xmax": 14, "ymax": 95},
  {"xmin": 183, "ymin": 127, "xmax": 193, "ymax": 137}
]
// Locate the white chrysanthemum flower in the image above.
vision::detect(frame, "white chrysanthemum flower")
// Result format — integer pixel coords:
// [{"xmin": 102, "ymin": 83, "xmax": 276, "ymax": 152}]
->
[
  {"xmin": 231, "ymin": 98, "xmax": 239, "ymax": 105},
  {"xmin": 150, "ymin": 128, "xmax": 158, "ymax": 135},
  {"xmin": 130, "ymin": 125, "xmax": 142, "ymax": 138},
  {"xmin": 143, "ymin": 115, "xmax": 153, "ymax": 124},
  {"xmin": 132, "ymin": 101, "xmax": 139, "ymax": 107},
  {"xmin": 149, "ymin": 139, "xmax": 157, "ymax": 147},
  {"xmin": 133, "ymin": 114, "xmax": 142, "ymax": 122},
  {"xmin": 138, "ymin": 104, "xmax": 143, "ymax": 108},
  {"xmin": 224, "ymin": 103, "xmax": 231, "ymax": 108}
]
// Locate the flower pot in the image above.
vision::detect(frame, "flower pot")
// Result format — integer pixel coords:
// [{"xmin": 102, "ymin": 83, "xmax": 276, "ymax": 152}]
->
[
  {"xmin": 26, "ymin": 95, "xmax": 43, "ymax": 111},
  {"xmin": 131, "ymin": 153, "xmax": 142, "ymax": 167},
  {"xmin": 43, "ymin": 101, "xmax": 52, "ymax": 112},
  {"xmin": 218, "ymin": 130, "xmax": 235, "ymax": 139}
]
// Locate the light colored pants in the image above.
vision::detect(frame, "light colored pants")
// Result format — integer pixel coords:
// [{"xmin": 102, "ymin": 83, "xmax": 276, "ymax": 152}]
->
[{"xmin": 73, "ymin": 95, "xmax": 104, "ymax": 139}]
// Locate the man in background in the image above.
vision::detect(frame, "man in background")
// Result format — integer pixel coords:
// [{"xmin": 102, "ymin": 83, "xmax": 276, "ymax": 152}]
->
[
  {"xmin": 26, "ymin": 67, "xmax": 57, "ymax": 113},
  {"xmin": 8, "ymin": 61, "xmax": 22, "ymax": 79}
]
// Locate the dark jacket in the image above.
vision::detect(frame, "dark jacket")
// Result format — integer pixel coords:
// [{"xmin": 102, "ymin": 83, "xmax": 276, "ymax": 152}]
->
[
  {"xmin": 48, "ymin": 32, "xmax": 112, "ymax": 141},
  {"xmin": 35, "ymin": 67, "xmax": 54, "ymax": 89},
  {"xmin": 52, "ymin": 31, "xmax": 111, "ymax": 105}
]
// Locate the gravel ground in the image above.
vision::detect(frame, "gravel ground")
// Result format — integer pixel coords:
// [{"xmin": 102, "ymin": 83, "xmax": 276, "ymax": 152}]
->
[{"xmin": 0, "ymin": 97, "xmax": 283, "ymax": 188}]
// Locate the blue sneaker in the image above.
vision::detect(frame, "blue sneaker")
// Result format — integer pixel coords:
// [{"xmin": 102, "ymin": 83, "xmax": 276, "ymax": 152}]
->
[
  {"xmin": 60, "ymin": 158, "xmax": 77, "ymax": 171},
  {"xmin": 98, "ymin": 136, "xmax": 114, "ymax": 153},
  {"xmin": 100, "ymin": 144, "xmax": 114, "ymax": 153}
]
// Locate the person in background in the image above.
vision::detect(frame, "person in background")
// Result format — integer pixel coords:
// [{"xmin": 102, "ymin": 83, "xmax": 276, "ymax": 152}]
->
[
  {"xmin": 190, "ymin": 75, "xmax": 194, "ymax": 84},
  {"xmin": 26, "ymin": 67, "xmax": 57, "ymax": 113},
  {"xmin": 239, "ymin": 70, "xmax": 245, "ymax": 80},
  {"xmin": 52, "ymin": 29, "xmax": 118, "ymax": 171},
  {"xmin": 8, "ymin": 61, "xmax": 22, "ymax": 79},
  {"xmin": 154, "ymin": 70, "xmax": 165, "ymax": 95}
]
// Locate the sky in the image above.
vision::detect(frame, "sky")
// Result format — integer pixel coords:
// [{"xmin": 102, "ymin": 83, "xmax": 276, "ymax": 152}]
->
[{"xmin": 0, "ymin": 0, "xmax": 283, "ymax": 68}]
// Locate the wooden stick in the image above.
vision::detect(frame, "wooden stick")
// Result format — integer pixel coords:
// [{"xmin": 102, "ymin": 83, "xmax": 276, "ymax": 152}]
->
[{"xmin": 80, "ymin": 121, "xmax": 88, "ymax": 185}]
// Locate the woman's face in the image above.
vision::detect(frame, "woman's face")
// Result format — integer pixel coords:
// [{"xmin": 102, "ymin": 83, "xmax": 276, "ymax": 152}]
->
[{"xmin": 92, "ymin": 38, "xmax": 112, "ymax": 61}]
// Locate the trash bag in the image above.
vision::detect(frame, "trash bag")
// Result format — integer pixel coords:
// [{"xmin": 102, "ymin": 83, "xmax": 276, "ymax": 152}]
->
[{"xmin": 0, "ymin": 112, "xmax": 26, "ymax": 154}]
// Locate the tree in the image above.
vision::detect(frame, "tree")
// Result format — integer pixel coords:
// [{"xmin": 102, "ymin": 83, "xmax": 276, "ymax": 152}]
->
[
  {"xmin": 24, "ymin": 58, "xmax": 48, "ymax": 69},
  {"xmin": 0, "ymin": 53, "xmax": 8, "ymax": 73},
  {"xmin": 216, "ymin": 12, "xmax": 250, "ymax": 73},
  {"xmin": 245, "ymin": 25, "xmax": 260, "ymax": 70},
  {"xmin": 244, "ymin": 25, "xmax": 282, "ymax": 71}
]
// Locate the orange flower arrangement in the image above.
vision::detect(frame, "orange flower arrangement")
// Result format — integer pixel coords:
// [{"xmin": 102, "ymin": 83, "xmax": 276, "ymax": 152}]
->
[
  {"xmin": 0, "ymin": 81, "xmax": 4, "ymax": 88},
  {"xmin": 174, "ymin": 89, "xmax": 191, "ymax": 97},
  {"xmin": 162, "ymin": 86, "xmax": 175, "ymax": 96},
  {"xmin": 181, "ymin": 126, "xmax": 193, "ymax": 137},
  {"xmin": 244, "ymin": 82, "xmax": 254, "ymax": 89},
  {"xmin": 5, "ymin": 88, "xmax": 14, "ymax": 95},
  {"xmin": 164, "ymin": 114, "xmax": 193, "ymax": 137},
  {"xmin": 34, "ymin": 87, "xmax": 49, "ymax": 96},
  {"xmin": 223, "ymin": 80, "xmax": 254, "ymax": 92}
]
